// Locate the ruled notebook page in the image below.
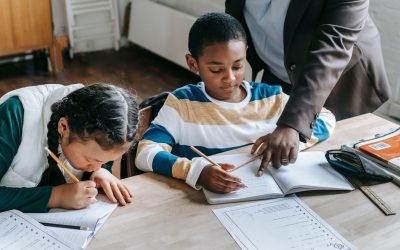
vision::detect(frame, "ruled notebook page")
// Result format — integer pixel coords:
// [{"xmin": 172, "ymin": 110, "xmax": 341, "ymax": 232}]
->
[{"xmin": 27, "ymin": 194, "xmax": 117, "ymax": 249}]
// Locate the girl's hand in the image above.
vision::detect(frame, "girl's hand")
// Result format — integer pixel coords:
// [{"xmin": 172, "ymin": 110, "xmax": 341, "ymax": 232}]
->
[
  {"xmin": 197, "ymin": 164, "xmax": 246, "ymax": 193},
  {"xmin": 48, "ymin": 181, "xmax": 98, "ymax": 209},
  {"xmin": 90, "ymin": 168, "xmax": 133, "ymax": 206}
]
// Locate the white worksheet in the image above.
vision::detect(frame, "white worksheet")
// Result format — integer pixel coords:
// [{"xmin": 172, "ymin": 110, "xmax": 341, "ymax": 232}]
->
[
  {"xmin": 213, "ymin": 195, "xmax": 356, "ymax": 250},
  {"xmin": 0, "ymin": 210, "xmax": 77, "ymax": 250}
]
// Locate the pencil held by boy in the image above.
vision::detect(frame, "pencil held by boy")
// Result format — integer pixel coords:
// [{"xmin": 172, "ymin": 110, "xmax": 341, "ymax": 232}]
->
[
  {"xmin": 0, "ymin": 83, "xmax": 138, "ymax": 212},
  {"xmin": 135, "ymin": 13, "xmax": 336, "ymax": 194}
]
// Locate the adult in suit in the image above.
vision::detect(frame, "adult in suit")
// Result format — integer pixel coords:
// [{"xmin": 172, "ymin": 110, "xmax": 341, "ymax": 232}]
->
[{"xmin": 226, "ymin": 0, "xmax": 390, "ymax": 171}]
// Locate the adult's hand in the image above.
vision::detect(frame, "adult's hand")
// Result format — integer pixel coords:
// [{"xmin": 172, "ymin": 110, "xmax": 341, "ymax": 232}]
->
[{"xmin": 251, "ymin": 125, "xmax": 300, "ymax": 176}]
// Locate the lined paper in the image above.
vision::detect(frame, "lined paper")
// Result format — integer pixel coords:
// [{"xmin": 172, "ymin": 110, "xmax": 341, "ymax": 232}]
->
[
  {"xmin": 213, "ymin": 195, "xmax": 356, "ymax": 250},
  {"xmin": 27, "ymin": 194, "xmax": 117, "ymax": 248},
  {"xmin": 0, "ymin": 210, "xmax": 77, "ymax": 250}
]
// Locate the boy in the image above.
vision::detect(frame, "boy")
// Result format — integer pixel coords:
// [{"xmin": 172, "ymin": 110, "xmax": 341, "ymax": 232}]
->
[{"xmin": 135, "ymin": 13, "xmax": 335, "ymax": 193}]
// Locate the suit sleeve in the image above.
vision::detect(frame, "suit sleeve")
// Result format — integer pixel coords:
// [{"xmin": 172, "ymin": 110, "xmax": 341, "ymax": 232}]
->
[
  {"xmin": 0, "ymin": 96, "xmax": 52, "ymax": 212},
  {"xmin": 135, "ymin": 94, "xmax": 209, "ymax": 189},
  {"xmin": 278, "ymin": 0, "xmax": 369, "ymax": 138},
  {"xmin": 280, "ymin": 93, "xmax": 336, "ymax": 150}
]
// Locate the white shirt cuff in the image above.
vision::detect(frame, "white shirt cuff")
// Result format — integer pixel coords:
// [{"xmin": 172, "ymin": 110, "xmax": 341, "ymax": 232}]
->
[{"xmin": 186, "ymin": 157, "xmax": 209, "ymax": 190}]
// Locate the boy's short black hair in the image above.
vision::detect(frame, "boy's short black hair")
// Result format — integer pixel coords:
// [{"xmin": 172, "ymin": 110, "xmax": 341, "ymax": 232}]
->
[{"xmin": 188, "ymin": 12, "xmax": 247, "ymax": 60}]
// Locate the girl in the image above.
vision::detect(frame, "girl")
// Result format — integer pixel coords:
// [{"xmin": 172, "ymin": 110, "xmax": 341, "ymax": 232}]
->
[{"xmin": 0, "ymin": 83, "xmax": 138, "ymax": 212}]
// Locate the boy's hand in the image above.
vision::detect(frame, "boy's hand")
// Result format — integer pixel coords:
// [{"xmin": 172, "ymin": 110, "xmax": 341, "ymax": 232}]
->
[
  {"xmin": 90, "ymin": 168, "xmax": 133, "ymax": 206},
  {"xmin": 252, "ymin": 125, "xmax": 299, "ymax": 176},
  {"xmin": 48, "ymin": 181, "xmax": 98, "ymax": 209},
  {"xmin": 197, "ymin": 164, "xmax": 246, "ymax": 193}
]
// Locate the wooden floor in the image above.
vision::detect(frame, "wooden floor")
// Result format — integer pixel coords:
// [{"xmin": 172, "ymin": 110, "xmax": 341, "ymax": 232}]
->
[{"xmin": 0, "ymin": 45, "xmax": 200, "ymax": 102}]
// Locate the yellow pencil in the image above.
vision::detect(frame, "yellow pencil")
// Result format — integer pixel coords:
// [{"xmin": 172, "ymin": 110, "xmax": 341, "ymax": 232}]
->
[
  {"xmin": 232, "ymin": 155, "xmax": 262, "ymax": 171},
  {"xmin": 190, "ymin": 146, "xmax": 248, "ymax": 188},
  {"xmin": 190, "ymin": 146, "xmax": 222, "ymax": 168},
  {"xmin": 44, "ymin": 147, "xmax": 80, "ymax": 183}
]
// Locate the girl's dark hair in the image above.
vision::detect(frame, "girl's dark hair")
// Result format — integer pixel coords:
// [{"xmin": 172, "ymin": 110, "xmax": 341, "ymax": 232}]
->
[
  {"xmin": 46, "ymin": 83, "xmax": 139, "ymax": 170},
  {"xmin": 188, "ymin": 12, "xmax": 247, "ymax": 60}
]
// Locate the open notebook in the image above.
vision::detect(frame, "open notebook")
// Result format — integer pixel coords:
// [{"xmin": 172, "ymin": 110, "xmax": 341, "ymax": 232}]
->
[
  {"xmin": 203, "ymin": 151, "xmax": 354, "ymax": 204},
  {"xmin": 27, "ymin": 194, "xmax": 117, "ymax": 249}
]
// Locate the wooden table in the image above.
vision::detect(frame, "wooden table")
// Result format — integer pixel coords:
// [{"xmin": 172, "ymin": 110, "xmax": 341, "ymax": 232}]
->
[{"xmin": 89, "ymin": 113, "xmax": 400, "ymax": 250}]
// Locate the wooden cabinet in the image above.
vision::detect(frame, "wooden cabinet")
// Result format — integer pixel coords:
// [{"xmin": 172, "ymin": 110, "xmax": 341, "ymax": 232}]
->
[{"xmin": 0, "ymin": 0, "xmax": 64, "ymax": 72}]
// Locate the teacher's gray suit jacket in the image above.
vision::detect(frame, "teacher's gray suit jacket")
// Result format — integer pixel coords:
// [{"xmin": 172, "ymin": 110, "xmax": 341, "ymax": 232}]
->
[{"xmin": 226, "ymin": 0, "xmax": 390, "ymax": 139}]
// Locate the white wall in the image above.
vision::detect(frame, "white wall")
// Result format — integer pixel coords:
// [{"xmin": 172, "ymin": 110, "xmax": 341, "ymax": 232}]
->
[
  {"xmin": 50, "ymin": 0, "xmax": 400, "ymax": 121},
  {"xmin": 370, "ymin": 0, "xmax": 400, "ymax": 121}
]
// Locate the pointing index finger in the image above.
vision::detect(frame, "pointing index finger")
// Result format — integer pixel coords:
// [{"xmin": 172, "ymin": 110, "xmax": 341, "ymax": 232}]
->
[{"xmin": 257, "ymin": 148, "xmax": 271, "ymax": 176}]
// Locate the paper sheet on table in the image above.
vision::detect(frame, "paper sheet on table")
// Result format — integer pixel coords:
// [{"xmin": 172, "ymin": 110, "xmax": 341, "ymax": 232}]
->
[
  {"xmin": 213, "ymin": 195, "xmax": 356, "ymax": 250},
  {"xmin": 0, "ymin": 210, "xmax": 78, "ymax": 250}
]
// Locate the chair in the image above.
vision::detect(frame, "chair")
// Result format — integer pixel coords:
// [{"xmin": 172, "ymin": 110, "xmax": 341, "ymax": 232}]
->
[
  {"xmin": 119, "ymin": 92, "xmax": 170, "ymax": 178},
  {"xmin": 120, "ymin": 106, "xmax": 153, "ymax": 178},
  {"xmin": 64, "ymin": 0, "xmax": 120, "ymax": 58}
]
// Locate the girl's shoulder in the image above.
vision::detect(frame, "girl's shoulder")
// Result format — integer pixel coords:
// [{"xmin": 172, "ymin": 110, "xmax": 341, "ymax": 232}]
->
[{"xmin": 0, "ymin": 96, "xmax": 24, "ymax": 116}]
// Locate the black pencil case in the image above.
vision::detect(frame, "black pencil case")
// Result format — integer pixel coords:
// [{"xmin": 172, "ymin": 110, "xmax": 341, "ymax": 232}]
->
[{"xmin": 325, "ymin": 149, "xmax": 393, "ymax": 182}]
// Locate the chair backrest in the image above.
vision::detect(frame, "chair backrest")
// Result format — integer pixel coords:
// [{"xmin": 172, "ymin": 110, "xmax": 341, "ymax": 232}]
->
[
  {"xmin": 120, "ymin": 91, "xmax": 170, "ymax": 178},
  {"xmin": 139, "ymin": 91, "xmax": 169, "ymax": 121},
  {"xmin": 120, "ymin": 106, "xmax": 153, "ymax": 178},
  {"xmin": 135, "ymin": 105, "xmax": 153, "ymax": 140}
]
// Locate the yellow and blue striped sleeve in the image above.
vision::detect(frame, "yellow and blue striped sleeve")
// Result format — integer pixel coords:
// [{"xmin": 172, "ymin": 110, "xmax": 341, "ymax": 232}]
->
[
  {"xmin": 302, "ymin": 107, "xmax": 336, "ymax": 150},
  {"xmin": 135, "ymin": 93, "xmax": 210, "ymax": 189}
]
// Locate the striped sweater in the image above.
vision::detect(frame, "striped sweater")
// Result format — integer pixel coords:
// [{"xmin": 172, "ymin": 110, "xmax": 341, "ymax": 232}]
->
[{"xmin": 135, "ymin": 81, "xmax": 335, "ymax": 189}]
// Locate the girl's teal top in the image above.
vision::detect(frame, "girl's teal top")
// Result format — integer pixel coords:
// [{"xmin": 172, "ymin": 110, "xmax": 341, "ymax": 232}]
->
[{"xmin": 0, "ymin": 96, "xmax": 112, "ymax": 212}]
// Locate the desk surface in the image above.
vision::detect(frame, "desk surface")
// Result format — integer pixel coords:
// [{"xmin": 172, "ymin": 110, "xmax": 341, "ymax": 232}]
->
[{"xmin": 89, "ymin": 113, "xmax": 400, "ymax": 250}]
